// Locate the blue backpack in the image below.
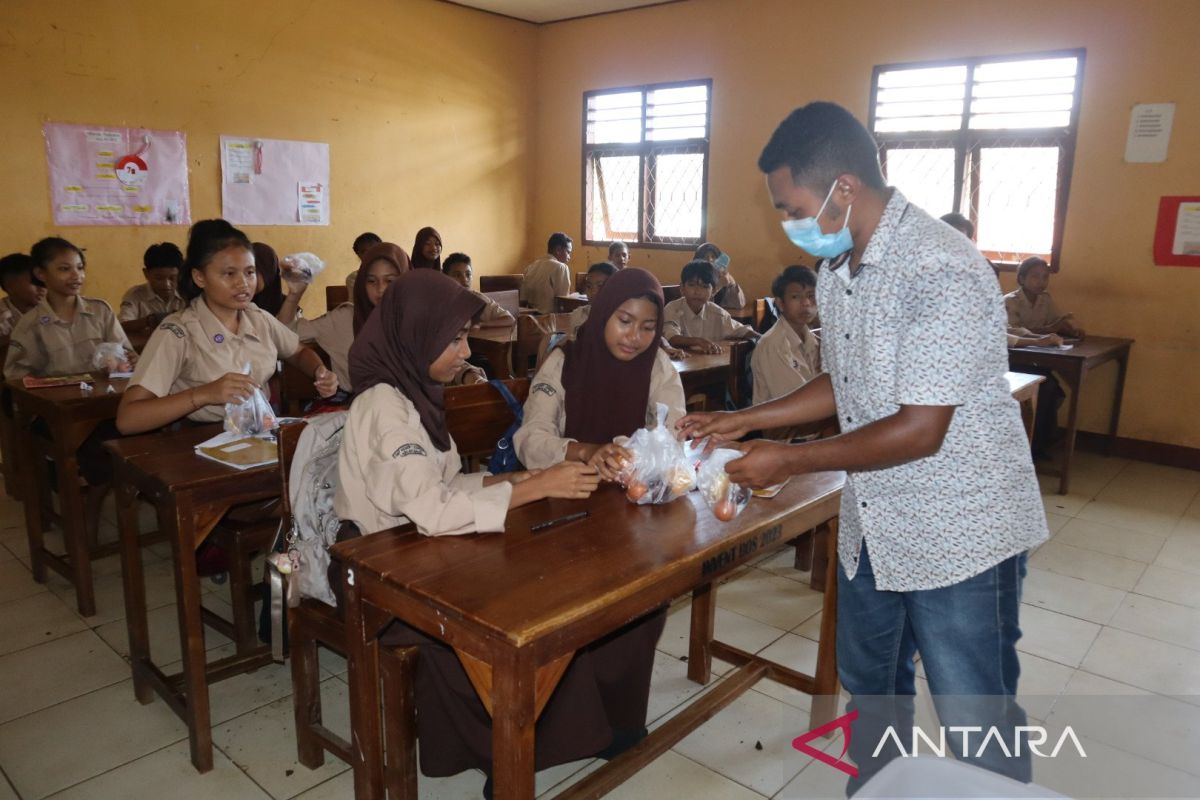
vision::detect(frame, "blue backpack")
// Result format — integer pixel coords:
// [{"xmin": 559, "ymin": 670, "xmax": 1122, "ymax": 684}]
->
[{"xmin": 486, "ymin": 379, "xmax": 525, "ymax": 474}]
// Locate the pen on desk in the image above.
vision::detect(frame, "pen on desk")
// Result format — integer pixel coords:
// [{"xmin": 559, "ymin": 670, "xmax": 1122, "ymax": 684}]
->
[{"xmin": 530, "ymin": 510, "xmax": 589, "ymax": 533}]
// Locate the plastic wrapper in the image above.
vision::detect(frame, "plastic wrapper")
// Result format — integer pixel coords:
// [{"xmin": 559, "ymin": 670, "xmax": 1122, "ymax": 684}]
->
[
  {"xmin": 91, "ymin": 342, "xmax": 133, "ymax": 375},
  {"xmin": 616, "ymin": 403, "xmax": 697, "ymax": 505},
  {"xmin": 223, "ymin": 363, "xmax": 278, "ymax": 436},
  {"xmin": 281, "ymin": 252, "xmax": 326, "ymax": 286},
  {"xmin": 697, "ymin": 448, "xmax": 752, "ymax": 522}
]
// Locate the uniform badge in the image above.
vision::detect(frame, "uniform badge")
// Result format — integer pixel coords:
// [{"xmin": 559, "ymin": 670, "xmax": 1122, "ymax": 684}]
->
[
  {"xmin": 38, "ymin": 315, "xmax": 50, "ymax": 325},
  {"xmin": 392, "ymin": 443, "xmax": 427, "ymax": 458},
  {"xmin": 213, "ymin": 333, "xmax": 224, "ymax": 343},
  {"xmin": 533, "ymin": 383, "xmax": 556, "ymax": 397}
]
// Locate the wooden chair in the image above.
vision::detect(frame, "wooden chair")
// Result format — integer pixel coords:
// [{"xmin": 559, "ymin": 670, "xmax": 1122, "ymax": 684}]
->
[
  {"xmin": 663, "ymin": 284, "xmax": 682, "ymax": 303},
  {"xmin": 280, "ymin": 421, "xmax": 418, "ymax": 798},
  {"xmin": 726, "ymin": 340, "xmax": 754, "ymax": 409},
  {"xmin": 483, "ymin": 289, "xmax": 519, "ymax": 319},
  {"xmin": 445, "ymin": 379, "xmax": 530, "ymax": 471},
  {"xmin": 325, "ymin": 285, "xmax": 349, "ymax": 312},
  {"xmin": 480, "ymin": 274, "xmax": 522, "ymax": 294},
  {"xmin": 574, "ymin": 271, "xmax": 588, "ymax": 294},
  {"xmin": 554, "ymin": 295, "xmax": 587, "ymax": 313},
  {"xmin": 754, "ymin": 297, "xmax": 778, "ymax": 334}
]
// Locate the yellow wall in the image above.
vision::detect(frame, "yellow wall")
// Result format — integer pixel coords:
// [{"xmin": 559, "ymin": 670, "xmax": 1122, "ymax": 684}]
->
[
  {"xmin": 0, "ymin": 0, "xmax": 537, "ymax": 318},
  {"xmin": 530, "ymin": 0, "xmax": 1200, "ymax": 450}
]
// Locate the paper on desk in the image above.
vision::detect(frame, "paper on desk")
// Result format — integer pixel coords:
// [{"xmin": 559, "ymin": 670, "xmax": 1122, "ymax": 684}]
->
[{"xmin": 1019, "ymin": 344, "xmax": 1073, "ymax": 352}]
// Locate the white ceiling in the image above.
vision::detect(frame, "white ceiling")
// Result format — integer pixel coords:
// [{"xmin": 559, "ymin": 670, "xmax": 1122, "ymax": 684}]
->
[{"xmin": 444, "ymin": 0, "xmax": 682, "ymax": 24}]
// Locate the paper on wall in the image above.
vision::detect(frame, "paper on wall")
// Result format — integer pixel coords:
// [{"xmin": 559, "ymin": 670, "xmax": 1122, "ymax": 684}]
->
[
  {"xmin": 220, "ymin": 135, "xmax": 329, "ymax": 226},
  {"xmin": 297, "ymin": 181, "xmax": 326, "ymax": 224},
  {"xmin": 1172, "ymin": 202, "xmax": 1200, "ymax": 257},
  {"xmin": 1124, "ymin": 103, "xmax": 1174, "ymax": 163}
]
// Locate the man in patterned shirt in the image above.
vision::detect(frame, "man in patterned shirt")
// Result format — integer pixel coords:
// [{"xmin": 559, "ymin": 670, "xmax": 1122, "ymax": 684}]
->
[{"xmin": 679, "ymin": 102, "xmax": 1048, "ymax": 791}]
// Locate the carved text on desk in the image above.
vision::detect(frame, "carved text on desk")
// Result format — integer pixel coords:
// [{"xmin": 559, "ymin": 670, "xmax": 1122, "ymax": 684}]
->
[{"xmin": 701, "ymin": 523, "xmax": 783, "ymax": 578}]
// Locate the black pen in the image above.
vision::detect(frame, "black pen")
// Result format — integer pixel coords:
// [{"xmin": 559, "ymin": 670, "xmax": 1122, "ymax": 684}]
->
[{"xmin": 530, "ymin": 510, "xmax": 589, "ymax": 533}]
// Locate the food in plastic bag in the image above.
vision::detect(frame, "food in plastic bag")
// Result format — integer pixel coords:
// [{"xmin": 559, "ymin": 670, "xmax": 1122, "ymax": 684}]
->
[
  {"xmin": 698, "ymin": 448, "xmax": 752, "ymax": 521},
  {"xmin": 223, "ymin": 363, "xmax": 278, "ymax": 436},
  {"xmin": 615, "ymin": 403, "xmax": 697, "ymax": 505},
  {"xmin": 91, "ymin": 342, "xmax": 133, "ymax": 375},
  {"xmin": 281, "ymin": 252, "xmax": 326, "ymax": 286}
]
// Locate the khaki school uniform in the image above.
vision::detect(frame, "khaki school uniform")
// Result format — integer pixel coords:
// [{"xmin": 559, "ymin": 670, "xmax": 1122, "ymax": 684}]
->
[
  {"xmin": 128, "ymin": 296, "xmax": 300, "ymax": 423},
  {"xmin": 4, "ymin": 297, "xmax": 130, "ymax": 379},
  {"xmin": 520, "ymin": 256, "xmax": 571, "ymax": 314},
  {"xmin": 473, "ymin": 290, "xmax": 515, "ymax": 325},
  {"xmin": 514, "ymin": 347, "xmax": 687, "ymax": 470},
  {"xmin": 0, "ymin": 296, "xmax": 28, "ymax": 339},
  {"xmin": 335, "ymin": 383, "xmax": 512, "ymax": 536},
  {"xmin": 662, "ymin": 297, "xmax": 755, "ymax": 342},
  {"xmin": 713, "ymin": 275, "xmax": 746, "ymax": 310},
  {"xmin": 1004, "ymin": 289, "xmax": 1063, "ymax": 331},
  {"xmin": 118, "ymin": 283, "xmax": 186, "ymax": 322},
  {"xmin": 293, "ymin": 303, "xmax": 354, "ymax": 391},
  {"xmin": 566, "ymin": 304, "xmax": 590, "ymax": 340},
  {"xmin": 752, "ymin": 320, "xmax": 821, "ymax": 440}
]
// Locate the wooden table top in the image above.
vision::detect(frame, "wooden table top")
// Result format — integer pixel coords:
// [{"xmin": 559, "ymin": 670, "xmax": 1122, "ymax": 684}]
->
[
  {"xmin": 106, "ymin": 424, "xmax": 277, "ymax": 491},
  {"xmin": 671, "ymin": 351, "xmax": 731, "ymax": 376},
  {"xmin": 1009, "ymin": 335, "xmax": 1134, "ymax": 362},
  {"xmin": 469, "ymin": 324, "xmax": 519, "ymax": 344},
  {"xmin": 1005, "ymin": 371, "xmax": 1045, "ymax": 397},
  {"xmin": 335, "ymin": 473, "xmax": 844, "ymax": 649},
  {"xmin": 8, "ymin": 377, "xmax": 128, "ymax": 421}
]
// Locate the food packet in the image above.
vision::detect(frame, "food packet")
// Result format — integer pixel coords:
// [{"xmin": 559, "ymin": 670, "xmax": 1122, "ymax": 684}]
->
[
  {"xmin": 281, "ymin": 252, "xmax": 326, "ymax": 286},
  {"xmin": 91, "ymin": 342, "xmax": 133, "ymax": 375},
  {"xmin": 697, "ymin": 448, "xmax": 752, "ymax": 521},
  {"xmin": 616, "ymin": 403, "xmax": 697, "ymax": 505},
  {"xmin": 223, "ymin": 363, "xmax": 278, "ymax": 436}
]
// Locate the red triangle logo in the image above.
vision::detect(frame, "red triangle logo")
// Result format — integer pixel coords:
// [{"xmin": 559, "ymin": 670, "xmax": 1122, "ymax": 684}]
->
[{"xmin": 792, "ymin": 709, "xmax": 859, "ymax": 778}]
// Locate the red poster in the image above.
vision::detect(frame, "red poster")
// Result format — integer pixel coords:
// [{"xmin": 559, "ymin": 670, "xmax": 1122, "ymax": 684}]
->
[{"xmin": 1152, "ymin": 196, "xmax": 1200, "ymax": 267}]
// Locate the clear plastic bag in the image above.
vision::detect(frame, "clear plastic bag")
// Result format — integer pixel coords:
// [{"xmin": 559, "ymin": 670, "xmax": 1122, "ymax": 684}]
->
[
  {"xmin": 697, "ymin": 448, "xmax": 752, "ymax": 521},
  {"xmin": 616, "ymin": 403, "xmax": 697, "ymax": 505},
  {"xmin": 91, "ymin": 342, "xmax": 132, "ymax": 375},
  {"xmin": 223, "ymin": 363, "xmax": 278, "ymax": 436},
  {"xmin": 281, "ymin": 252, "xmax": 326, "ymax": 286}
]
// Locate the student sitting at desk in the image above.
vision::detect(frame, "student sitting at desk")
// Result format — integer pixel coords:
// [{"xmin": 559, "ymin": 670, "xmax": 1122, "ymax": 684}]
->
[
  {"xmin": 1004, "ymin": 256, "xmax": 1084, "ymax": 339},
  {"xmin": 664, "ymin": 259, "xmax": 758, "ymax": 355},
  {"xmin": 276, "ymin": 270, "xmax": 356, "ymax": 396},
  {"xmin": 443, "ymin": 252, "xmax": 515, "ymax": 326},
  {"xmin": 752, "ymin": 265, "xmax": 821, "ymax": 438},
  {"xmin": 410, "ymin": 226, "xmax": 442, "ymax": 270},
  {"xmin": 565, "ymin": 260, "xmax": 617, "ymax": 338},
  {"xmin": 118, "ymin": 242, "xmax": 186, "ymax": 336},
  {"xmin": 116, "ymin": 219, "xmax": 337, "ymax": 434},
  {"xmin": 337, "ymin": 271, "xmax": 660, "ymax": 788},
  {"xmin": 0, "ymin": 252, "xmax": 45, "ymax": 339},
  {"xmin": 250, "ymin": 242, "xmax": 286, "ymax": 317},
  {"xmin": 694, "ymin": 241, "xmax": 746, "ymax": 309},
  {"xmin": 608, "ymin": 240, "xmax": 630, "ymax": 269},
  {"xmin": 343, "ymin": 231, "xmax": 383, "ymax": 291},
  {"xmin": 515, "ymin": 268, "xmax": 686, "ymax": 472},
  {"xmin": 520, "ymin": 232, "xmax": 573, "ymax": 314}
]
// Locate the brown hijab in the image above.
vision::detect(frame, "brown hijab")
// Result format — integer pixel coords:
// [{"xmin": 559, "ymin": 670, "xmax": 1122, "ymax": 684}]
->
[
  {"xmin": 410, "ymin": 227, "xmax": 442, "ymax": 270},
  {"xmin": 352, "ymin": 242, "xmax": 411, "ymax": 334},
  {"xmin": 561, "ymin": 267, "xmax": 665, "ymax": 444},
  {"xmin": 251, "ymin": 242, "xmax": 284, "ymax": 315},
  {"xmin": 349, "ymin": 270, "xmax": 484, "ymax": 452}
]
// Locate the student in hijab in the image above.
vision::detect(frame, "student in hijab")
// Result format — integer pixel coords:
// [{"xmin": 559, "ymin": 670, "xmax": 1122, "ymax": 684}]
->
[
  {"xmin": 351, "ymin": 242, "xmax": 411, "ymax": 334},
  {"xmin": 514, "ymin": 267, "xmax": 687, "ymax": 472},
  {"xmin": 250, "ymin": 242, "xmax": 285, "ymax": 316},
  {"xmin": 410, "ymin": 226, "xmax": 443, "ymax": 270}
]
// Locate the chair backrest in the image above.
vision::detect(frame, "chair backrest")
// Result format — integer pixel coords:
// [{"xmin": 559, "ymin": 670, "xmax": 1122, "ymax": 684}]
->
[
  {"xmin": 325, "ymin": 285, "xmax": 349, "ymax": 311},
  {"xmin": 480, "ymin": 274, "xmax": 523, "ymax": 294},
  {"xmin": 755, "ymin": 296, "xmax": 778, "ymax": 333},
  {"xmin": 279, "ymin": 343, "xmax": 332, "ymax": 415},
  {"xmin": 726, "ymin": 340, "xmax": 754, "ymax": 409},
  {"xmin": 555, "ymin": 295, "xmax": 587, "ymax": 313},
  {"xmin": 575, "ymin": 271, "xmax": 588, "ymax": 293},
  {"xmin": 277, "ymin": 420, "xmax": 308, "ymax": 526},
  {"xmin": 484, "ymin": 289, "xmax": 520, "ymax": 318},
  {"xmin": 445, "ymin": 378, "xmax": 530, "ymax": 461},
  {"xmin": 662, "ymin": 284, "xmax": 682, "ymax": 303}
]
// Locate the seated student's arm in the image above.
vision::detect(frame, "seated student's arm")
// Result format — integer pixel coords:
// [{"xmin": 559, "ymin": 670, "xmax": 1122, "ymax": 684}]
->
[
  {"xmin": 478, "ymin": 296, "xmax": 515, "ymax": 327},
  {"xmin": 513, "ymin": 350, "xmax": 579, "ymax": 469},
  {"xmin": 717, "ymin": 275, "xmax": 747, "ymax": 309},
  {"xmin": 100, "ymin": 302, "xmax": 135, "ymax": 356},
  {"xmin": 650, "ymin": 349, "xmax": 688, "ymax": 430},
  {"xmin": 276, "ymin": 283, "xmax": 309, "ymax": 326},
  {"xmin": 660, "ymin": 336, "xmax": 687, "ymax": 359},
  {"xmin": 2, "ymin": 318, "xmax": 46, "ymax": 380},
  {"xmin": 717, "ymin": 307, "xmax": 759, "ymax": 341},
  {"xmin": 264, "ymin": 313, "xmax": 338, "ymax": 398},
  {"xmin": 551, "ymin": 264, "xmax": 572, "ymax": 299}
]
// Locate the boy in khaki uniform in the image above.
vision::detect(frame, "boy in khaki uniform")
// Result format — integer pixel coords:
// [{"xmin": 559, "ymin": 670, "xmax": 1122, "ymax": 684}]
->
[
  {"xmin": 442, "ymin": 252, "xmax": 515, "ymax": 326},
  {"xmin": 663, "ymin": 260, "xmax": 757, "ymax": 354},
  {"xmin": 565, "ymin": 261, "xmax": 618, "ymax": 339},
  {"xmin": 520, "ymin": 232, "xmax": 573, "ymax": 314},
  {"xmin": 0, "ymin": 253, "xmax": 45, "ymax": 339},
  {"xmin": 752, "ymin": 266, "xmax": 821, "ymax": 438},
  {"xmin": 119, "ymin": 243, "xmax": 186, "ymax": 335},
  {"xmin": 1003, "ymin": 256, "xmax": 1084, "ymax": 338}
]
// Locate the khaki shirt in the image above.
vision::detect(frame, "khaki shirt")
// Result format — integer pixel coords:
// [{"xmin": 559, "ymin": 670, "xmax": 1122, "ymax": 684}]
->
[
  {"xmin": 4, "ymin": 296, "xmax": 130, "ymax": 379},
  {"xmin": 662, "ymin": 297, "xmax": 754, "ymax": 342},
  {"xmin": 1004, "ymin": 289, "xmax": 1062, "ymax": 331},
  {"xmin": 294, "ymin": 304, "xmax": 354, "ymax": 391},
  {"xmin": 713, "ymin": 275, "xmax": 747, "ymax": 310},
  {"xmin": 129, "ymin": 296, "xmax": 301, "ymax": 422},
  {"xmin": 514, "ymin": 347, "xmax": 687, "ymax": 469},
  {"xmin": 520, "ymin": 256, "xmax": 571, "ymax": 314},
  {"xmin": 751, "ymin": 320, "xmax": 821, "ymax": 440},
  {"xmin": 473, "ymin": 290, "xmax": 515, "ymax": 325},
  {"xmin": 566, "ymin": 304, "xmax": 590, "ymax": 340},
  {"xmin": 0, "ymin": 297, "xmax": 28, "ymax": 339},
  {"xmin": 118, "ymin": 283, "xmax": 186, "ymax": 322},
  {"xmin": 335, "ymin": 383, "xmax": 512, "ymax": 536}
]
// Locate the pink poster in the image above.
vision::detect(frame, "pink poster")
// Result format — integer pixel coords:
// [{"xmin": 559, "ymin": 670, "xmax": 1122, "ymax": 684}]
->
[{"xmin": 43, "ymin": 122, "xmax": 191, "ymax": 226}]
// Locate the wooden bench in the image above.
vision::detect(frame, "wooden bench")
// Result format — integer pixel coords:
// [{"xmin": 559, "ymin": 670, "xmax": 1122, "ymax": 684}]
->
[
  {"xmin": 325, "ymin": 285, "xmax": 349, "ymax": 312},
  {"xmin": 480, "ymin": 274, "xmax": 523, "ymax": 294}
]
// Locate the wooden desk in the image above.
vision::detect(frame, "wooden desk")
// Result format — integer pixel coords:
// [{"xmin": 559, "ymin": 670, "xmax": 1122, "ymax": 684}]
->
[
  {"xmin": 729, "ymin": 304, "xmax": 756, "ymax": 325},
  {"xmin": 1005, "ymin": 371, "xmax": 1045, "ymax": 447},
  {"xmin": 469, "ymin": 324, "xmax": 518, "ymax": 380},
  {"xmin": 337, "ymin": 475, "xmax": 844, "ymax": 799},
  {"xmin": 108, "ymin": 426, "xmax": 279, "ymax": 772},
  {"xmin": 10, "ymin": 377, "xmax": 132, "ymax": 616},
  {"xmin": 1008, "ymin": 336, "xmax": 1133, "ymax": 494},
  {"xmin": 673, "ymin": 350, "xmax": 731, "ymax": 408}
]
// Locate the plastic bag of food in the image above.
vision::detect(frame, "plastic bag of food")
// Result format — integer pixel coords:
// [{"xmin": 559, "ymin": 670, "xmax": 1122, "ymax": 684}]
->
[
  {"xmin": 281, "ymin": 252, "xmax": 326, "ymax": 286},
  {"xmin": 91, "ymin": 342, "xmax": 133, "ymax": 375},
  {"xmin": 616, "ymin": 403, "xmax": 696, "ymax": 505},
  {"xmin": 223, "ymin": 363, "xmax": 278, "ymax": 436},
  {"xmin": 697, "ymin": 448, "xmax": 752, "ymax": 521}
]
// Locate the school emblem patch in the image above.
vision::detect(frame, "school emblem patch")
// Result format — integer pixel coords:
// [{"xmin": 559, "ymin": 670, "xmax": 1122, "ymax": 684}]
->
[
  {"xmin": 159, "ymin": 322, "xmax": 185, "ymax": 338},
  {"xmin": 532, "ymin": 383, "xmax": 556, "ymax": 397},
  {"xmin": 392, "ymin": 443, "xmax": 427, "ymax": 458}
]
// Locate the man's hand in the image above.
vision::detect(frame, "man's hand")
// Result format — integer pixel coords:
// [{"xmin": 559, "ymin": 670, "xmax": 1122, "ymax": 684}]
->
[
  {"xmin": 676, "ymin": 410, "xmax": 751, "ymax": 445},
  {"xmin": 724, "ymin": 439, "xmax": 799, "ymax": 489}
]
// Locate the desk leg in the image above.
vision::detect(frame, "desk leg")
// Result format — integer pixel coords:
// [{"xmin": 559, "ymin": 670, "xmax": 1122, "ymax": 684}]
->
[
  {"xmin": 168, "ymin": 493, "xmax": 214, "ymax": 773},
  {"xmin": 117, "ymin": 481, "xmax": 153, "ymax": 704},
  {"xmin": 811, "ymin": 518, "xmax": 841, "ymax": 729},
  {"xmin": 15, "ymin": 412, "xmax": 47, "ymax": 584},
  {"xmin": 1108, "ymin": 351, "xmax": 1130, "ymax": 456},
  {"xmin": 1024, "ymin": 392, "xmax": 1039, "ymax": 449},
  {"xmin": 491, "ymin": 647, "xmax": 537, "ymax": 800},
  {"xmin": 687, "ymin": 583, "xmax": 716, "ymax": 684},
  {"xmin": 55, "ymin": 444, "xmax": 95, "ymax": 617},
  {"xmin": 1058, "ymin": 364, "xmax": 1084, "ymax": 496},
  {"xmin": 345, "ymin": 566, "xmax": 385, "ymax": 800}
]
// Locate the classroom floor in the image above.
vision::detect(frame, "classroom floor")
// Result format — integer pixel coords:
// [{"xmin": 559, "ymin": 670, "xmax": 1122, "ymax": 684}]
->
[{"xmin": 0, "ymin": 452, "xmax": 1198, "ymax": 799}]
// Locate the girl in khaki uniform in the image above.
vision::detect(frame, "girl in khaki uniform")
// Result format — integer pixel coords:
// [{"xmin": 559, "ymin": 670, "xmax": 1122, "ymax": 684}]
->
[
  {"xmin": 116, "ymin": 219, "xmax": 338, "ymax": 435},
  {"xmin": 336, "ymin": 269, "xmax": 664, "ymax": 786}
]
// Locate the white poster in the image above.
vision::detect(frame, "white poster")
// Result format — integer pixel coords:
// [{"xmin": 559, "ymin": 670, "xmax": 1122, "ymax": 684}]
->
[
  {"xmin": 1124, "ymin": 103, "xmax": 1174, "ymax": 163},
  {"xmin": 220, "ymin": 135, "xmax": 330, "ymax": 225}
]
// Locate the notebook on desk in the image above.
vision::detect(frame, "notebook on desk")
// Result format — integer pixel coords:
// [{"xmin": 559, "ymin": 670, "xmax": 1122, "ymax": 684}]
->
[{"xmin": 194, "ymin": 431, "xmax": 278, "ymax": 470}]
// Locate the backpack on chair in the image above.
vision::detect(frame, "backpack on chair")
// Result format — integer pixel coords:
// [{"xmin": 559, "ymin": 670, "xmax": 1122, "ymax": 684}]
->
[{"xmin": 485, "ymin": 380, "xmax": 525, "ymax": 474}]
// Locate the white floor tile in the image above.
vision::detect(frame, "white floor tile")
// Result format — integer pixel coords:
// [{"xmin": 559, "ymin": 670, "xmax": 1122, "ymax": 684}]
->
[
  {"xmin": 1021, "ymin": 567, "xmax": 1126, "ymax": 624},
  {"xmin": 0, "ymin": 774, "xmax": 16, "ymax": 800},
  {"xmin": 603, "ymin": 750, "xmax": 764, "ymax": 799},
  {"xmin": 1031, "ymin": 726, "xmax": 1200, "ymax": 797},
  {"xmin": 1156, "ymin": 520, "xmax": 1200, "ymax": 575},
  {"xmin": 0, "ymin": 630, "xmax": 128, "ymax": 724},
  {"xmin": 1108, "ymin": 593, "xmax": 1200, "ymax": 652},
  {"xmin": 43, "ymin": 740, "xmax": 271, "ymax": 800},
  {"xmin": 1028, "ymin": 539, "xmax": 1145, "ymax": 591},
  {"xmin": 646, "ymin": 649, "xmax": 715, "ymax": 724},
  {"xmin": 1015, "ymin": 605, "xmax": 1100, "ymax": 668},
  {"xmin": 95, "ymin": 599, "xmax": 233, "ymax": 664},
  {"xmin": 657, "ymin": 600, "xmax": 787, "ymax": 671},
  {"xmin": 48, "ymin": 557, "xmax": 179, "ymax": 628},
  {"xmin": 0, "ymin": 681, "xmax": 188, "ymax": 799},
  {"xmin": 1080, "ymin": 627, "xmax": 1200, "ymax": 700},
  {"xmin": 1051, "ymin": 515, "xmax": 1168, "ymax": 563},
  {"xmin": 162, "ymin": 643, "xmax": 295, "ymax": 726},
  {"xmin": 1038, "ymin": 487, "xmax": 1089, "ymax": 518},
  {"xmin": 1076, "ymin": 476, "xmax": 1196, "ymax": 537},
  {"xmin": 0, "ymin": 592, "xmax": 88, "ymax": 657},
  {"xmin": 0, "ymin": 559, "xmax": 45, "ymax": 605},
  {"xmin": 1133, "ymin": 562, "xmax": 1200, "ymax": 608},
  {"xmin": 755, "ymin": 547, "xmax": 814, "ymax": 585},
  {"xmin": 1042, "ymin": 511, "xmax": 1070, "ymax": 534},
  {"xmin": 1014, "ymin": 652, "xmax": 1075, "ymax": 722},
  {"xmin": 713, "ymin": 569, "xmax": 825, "ymax": 632}
]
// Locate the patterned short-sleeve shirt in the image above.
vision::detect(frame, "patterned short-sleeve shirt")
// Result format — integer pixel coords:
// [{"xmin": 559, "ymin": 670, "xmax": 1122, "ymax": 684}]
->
[{"xmin": 818, "ymin": 189, "xmax": 1048, "ymax": 591}]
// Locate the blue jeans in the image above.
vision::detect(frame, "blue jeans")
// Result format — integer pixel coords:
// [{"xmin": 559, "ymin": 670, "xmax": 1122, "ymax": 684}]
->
[{"xmin": 837, "ymin": 544, "xmax": 1030, "ymax": 795}]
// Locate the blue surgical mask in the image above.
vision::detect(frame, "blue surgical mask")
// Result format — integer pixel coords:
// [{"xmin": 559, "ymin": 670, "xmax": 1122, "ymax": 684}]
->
[
  {"xmin": 713, "ymin": 253, "xmax": 731, "ymax": 271},
  {"xmin": 781, "ymin": 181, "xmax": 853, "ymax": 259}
]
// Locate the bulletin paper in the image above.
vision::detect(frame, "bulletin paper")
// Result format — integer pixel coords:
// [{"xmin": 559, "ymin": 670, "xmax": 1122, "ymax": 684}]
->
[{"xmin": 220, "ymin": 135, "xmax": 330, "ymax": 226}]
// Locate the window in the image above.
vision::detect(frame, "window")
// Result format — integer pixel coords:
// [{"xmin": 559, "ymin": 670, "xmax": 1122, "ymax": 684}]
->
[
  {"xmin": 868, "ymin": 51, "xmax": 1084, "ymax": 268},
  {"xmin": 583, "ymin": 80, "xmax": 711, "ymax": 248}
]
